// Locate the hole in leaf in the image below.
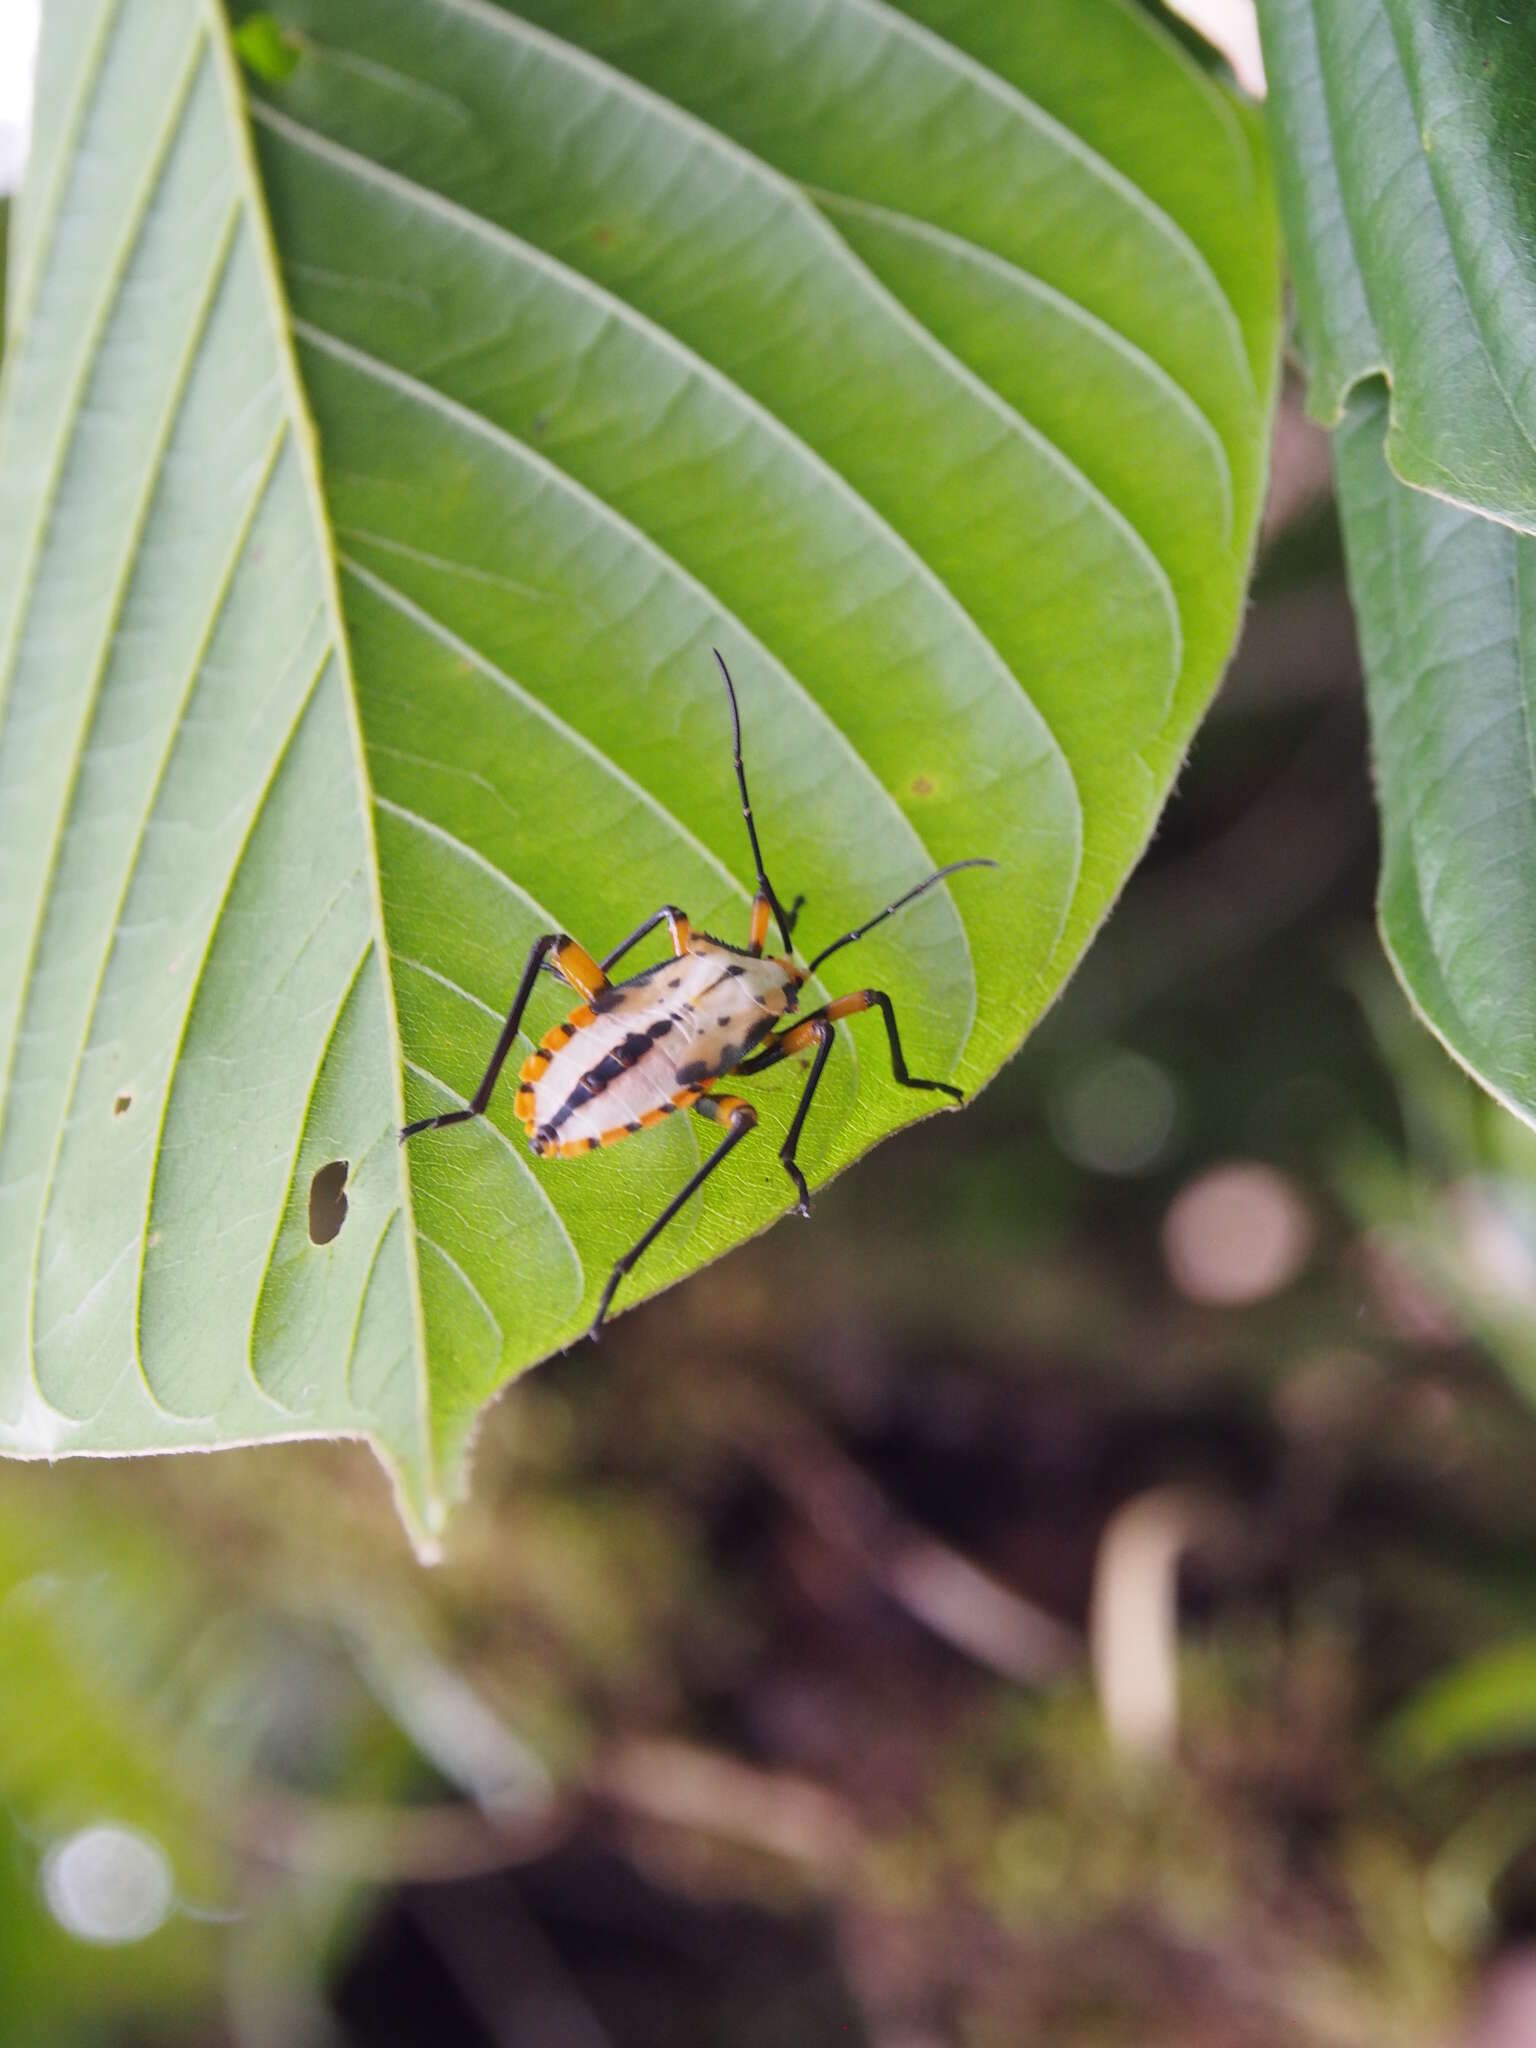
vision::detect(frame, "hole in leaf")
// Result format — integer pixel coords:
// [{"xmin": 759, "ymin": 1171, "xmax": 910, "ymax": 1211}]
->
[
  {"xmin": 308, "ymin": 1160, "xmax": 349, "ymax": 1246},
  {"xmin": 112, "ymin": 1092, "xmax": 132, "ymax": 1118}
]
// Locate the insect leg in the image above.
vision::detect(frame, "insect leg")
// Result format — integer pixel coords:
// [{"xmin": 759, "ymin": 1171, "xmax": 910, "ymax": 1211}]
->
[
  {"xmin": 735, "ymin": 1011, "xmax": 836, "ymax": 1214},
  {"xmin": 737, "ymin": 989, "xmax": 962, "ymax": 1215},
  {"xmin": 547, "ymin": 936, "xmax": 606, "ymax": 998},
  {"xmin": 586, "ymin": 1095, "xmax": 758, "ymax": 1341},
  {"xmin": 747, "ymin": 888, "xmax": 806, "ymax": 955},
  {"xmin": 400, "ymin": 931, "xmax": 604, "ymax": 1141},
  {"xmin": 599, "ymin": 905, "xmax": 691, "ymax": 974},
  {"xmin": 832, "ymin": 989, "xmax": 964, "ymax": 1106},
  {"xmin": 792, "ymin": 988, "xmax": 965, "ymax": 1110},
  {"xmin": 773, "ymin": 1019, "xmax": 836, "ymax": 1215}
]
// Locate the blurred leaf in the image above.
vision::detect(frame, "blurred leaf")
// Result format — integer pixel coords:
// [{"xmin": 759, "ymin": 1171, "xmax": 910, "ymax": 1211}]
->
[
  {"xmin": 0, "ymin": 0, "xmax": 1278, "ymax": 1536},
  {"xmin": 1386, "ymin": 1640, "xmax": 1536, "ymax": 1770},
  {"xmin": 1258, "ymin": 0, "xmax": 1536, "ymax": 530},
  {"xmin": 0, "ymin": 1498, "xmax": 218, "ymax": 1869},
  {"xmin": 231, "ymin": 10, "xmax": 299, "ymax": 81},
  {"xmin": 0, "ymin": 1487, "xmax": 226, "ymax": 2045}
]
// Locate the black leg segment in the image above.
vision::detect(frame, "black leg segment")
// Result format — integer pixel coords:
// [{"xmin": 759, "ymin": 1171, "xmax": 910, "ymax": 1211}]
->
[
  {"xmin": 860, "ymin": 988, "xmax": 965, "ymax": 1105},
  {"xmin": 771, "ymin": 1019, "xmax": 835, "ymax": 1216},
  {"xmin": 399, "ymin": 931, "xmax": 558, "ymax": 1142},
  {"xmin": 736, "ymin": 986, "xmax": 963, "ymax": 1217},
  {"xmin": 586, "ymin": 1097, "xmax": 758, "ymax": 1341},
  {"xmin": 599, "ymin": 905, "xmax": 689, "ymax": 975}
]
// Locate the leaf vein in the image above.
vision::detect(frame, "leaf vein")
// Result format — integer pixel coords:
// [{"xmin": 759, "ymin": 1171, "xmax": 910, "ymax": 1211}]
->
[
  {"xmin": 1, "ymin": 186, "xmax": 244, "ymax": 1180},
  {"xmin": 199, "ymin": 0, "xmax": 438, "ymax": 1519},
  {"xmin": 26, "ymin": 414, "xmax": 292, "ymax": 1391},
  {"xmin": 840, "ymin": 0, "xmax": 1254, "ymax": 394},
  {"xmin": 0, "ymin": 16, "xmax": 208, "ymax": 730},
  {"xmin": 248, "ymin": 938, "xmax": 377, "ymax": 1409},
  {"xmin": 131, "ymin": 639, "xmax": 334, "ymax": 1412},
  {"xmin": 301, "ymin": 325, "xmax": 975, "ymax": 1047},
  {"xmin": 250, "ymin": 97, "xmax": 1049, "ymax": 792}
]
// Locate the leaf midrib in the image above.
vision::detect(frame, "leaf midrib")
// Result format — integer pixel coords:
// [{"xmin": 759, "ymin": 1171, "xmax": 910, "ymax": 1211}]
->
[
  {"xmin": 257, "ymin": 49, "xmax": 1187, "ymax": 707},
  {"xmin": 0, "ymin": 0, "xmax": 1275, "ymax": 1507},
  {"xmin": 196, "ymin": 0, "xmax": 437, "ymax": 1502}
]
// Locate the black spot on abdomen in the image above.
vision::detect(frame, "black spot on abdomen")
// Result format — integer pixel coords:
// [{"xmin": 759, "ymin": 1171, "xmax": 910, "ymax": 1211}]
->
[{"xmin": 547, "ymin": 1020, "xmax": 674, "ymax": 1134}]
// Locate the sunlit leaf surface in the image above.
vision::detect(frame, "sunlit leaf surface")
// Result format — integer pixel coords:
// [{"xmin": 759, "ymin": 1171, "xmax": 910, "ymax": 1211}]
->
[{"xmin": 0, "ymin": 0, "xmax": 1278, "ymax": 1536}]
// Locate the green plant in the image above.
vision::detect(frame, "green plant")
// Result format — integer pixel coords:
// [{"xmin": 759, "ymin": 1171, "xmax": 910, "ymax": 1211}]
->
[{"xmin": 0, "ymin": 0, "xmax": 1278, "ymax": 1536}]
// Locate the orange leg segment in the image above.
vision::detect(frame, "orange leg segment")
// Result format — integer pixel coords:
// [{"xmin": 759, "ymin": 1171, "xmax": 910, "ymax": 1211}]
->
[
  {"xmin": 551, "ymin": 937, "xmax": 605, "ymax": 1000},
  {"xmin": 694, "ymin": 1091, "xmax": 751, "ymax": 1124},
  {"xmin": 747, "ymin": 888, "xmax": 806, "ymax": 956}
]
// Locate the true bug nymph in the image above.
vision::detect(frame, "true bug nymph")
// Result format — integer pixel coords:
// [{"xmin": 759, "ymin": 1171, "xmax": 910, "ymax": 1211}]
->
[{"xmin": 400, "ymin": 653, "xmax": 995, "ymax": 1340}]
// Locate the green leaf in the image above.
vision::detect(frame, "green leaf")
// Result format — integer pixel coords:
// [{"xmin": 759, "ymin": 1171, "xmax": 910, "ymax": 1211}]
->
[
  {"xmin": 230, "ymin": 10, "xmax": 300, "ymax": 83},
  {"xmin": 1257, "ymin": 0, "xmax": 1536, "ymax": 530},
  {"xmin": 0, "ymin": 0, "xmax": 1279, "ymax": 1540},
  {"xmin": 1334, "ymin": 385, "xmax": 1536, "ymax": 1129},
  {"xmin": 1260, "ymin": 1, "xmax": 1536, "ymax": 1129}
]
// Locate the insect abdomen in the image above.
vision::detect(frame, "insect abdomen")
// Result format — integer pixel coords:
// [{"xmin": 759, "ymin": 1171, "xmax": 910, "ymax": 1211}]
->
[
  {"xmin": 521, "ymin": 1010, "xmax": 694, "ymax": 1156},
  {"xmin": 518, "ymin": 948, "xmax": 791, "ymax": 1158}
]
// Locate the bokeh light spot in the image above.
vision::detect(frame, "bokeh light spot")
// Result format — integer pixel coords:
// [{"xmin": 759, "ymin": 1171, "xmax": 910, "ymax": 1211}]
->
[
  {"xmin": 1162, "ymin": 1161, "xmax": 1313, "ymax": 1305},
  {"xmin": 42, "ymin": 1824, "xmax": 174, "ymax": 1945},
  {"xmin": 1050, "ymin": 1048, "xmax": 1181, "ymax": 1177}
]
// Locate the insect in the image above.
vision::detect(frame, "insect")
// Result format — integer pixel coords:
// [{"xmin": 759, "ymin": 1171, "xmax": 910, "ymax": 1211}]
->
[{"xmin": 400, "ymin": 651, "xmax": 996, "ymax": 1340}]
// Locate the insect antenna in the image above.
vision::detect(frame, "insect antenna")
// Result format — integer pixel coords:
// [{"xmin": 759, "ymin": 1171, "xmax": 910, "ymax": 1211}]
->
[
  {"xmin": 805, "ymin": 859, "xmax": 999, "ymax": 976},
  {"xmin": 713, "ymin": 647, "xmax": 796, "ymax": 951}
]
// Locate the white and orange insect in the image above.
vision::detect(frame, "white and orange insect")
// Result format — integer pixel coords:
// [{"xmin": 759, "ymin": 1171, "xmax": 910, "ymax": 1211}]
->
[{"xmin": 401, "ymin": 653, "xmax": 995, "ymax": 1339}]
